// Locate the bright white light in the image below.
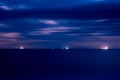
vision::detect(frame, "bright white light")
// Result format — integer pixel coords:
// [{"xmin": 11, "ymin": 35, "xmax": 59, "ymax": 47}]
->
[
  {"xmin": 20, "ymin": 46, "xmax": 24, "ymax": 50},
  {"xmin": 102, "ymin": 46, "xmax": 109, "ymax": 50},
  {"xmin": 65, "ymin": 47, "xmax": 69, "ymax": 50}
]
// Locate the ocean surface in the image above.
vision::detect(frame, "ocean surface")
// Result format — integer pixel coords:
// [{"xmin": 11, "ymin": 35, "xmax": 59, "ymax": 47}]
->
[{"xmin": 0, "ymin": 49, "xmax": 120, "ymax": 80}]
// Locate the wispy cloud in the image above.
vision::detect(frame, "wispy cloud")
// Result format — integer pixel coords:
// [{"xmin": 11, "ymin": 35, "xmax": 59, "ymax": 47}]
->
[
  {"xmin": 0, "ymin": 23, "xmax": 7, "ymax": 27},
  {"xmin": 0, "ymin": 18, "xmax": 119, "ymax": 48},
  {"xmin": 0, "ymin": 39, "xmax": 18, "ymax": 48},
  {"xmin": 20, "ymin": 39, "xmax": 56, "ymax": 43},
  {"xmin": 0, "ymin": 5, "xmax": 12, "ymax": 10},
  {"xmin": 39, "ymin": 20, "xmax": 58, "ymax": 25},
  {"xmin": 30, "ymin": 26, "xmax": 79, "ymax": 35},
  {"xmin": 68, "ymin": 36, "xmax": 120, "ymax": 49},
  {"xmin": 0, "ymin": 32, "xmax": 21, "ymax": 38}
]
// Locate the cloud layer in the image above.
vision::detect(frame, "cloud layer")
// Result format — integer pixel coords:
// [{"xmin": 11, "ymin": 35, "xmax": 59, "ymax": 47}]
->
[
  {"xmin": 0, "ymin": 0, "xmax": 120, "ymax": 48},
  {"xmin": 0, "ymin": 18, "xmax": 119, "ymax": 48}
]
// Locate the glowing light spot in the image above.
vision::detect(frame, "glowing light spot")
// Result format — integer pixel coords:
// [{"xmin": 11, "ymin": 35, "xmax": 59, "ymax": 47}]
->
[
  {"xmin": 20, "ymin": 46, "xmax": 24, "ymax": 50},
  {"xmin": 65, "ymin": 46, "xmax": 69, "ymax": 50},
  {"xmin": 52, "ymin": 48, "xmax": 54, "ymax": 50},
  {"xmin": 102, "ymin": 46, "xmax": 109, "ymax": 50}
]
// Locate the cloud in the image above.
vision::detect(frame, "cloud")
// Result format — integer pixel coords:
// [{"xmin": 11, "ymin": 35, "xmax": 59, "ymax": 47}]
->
[
  {"xmin": 0, "ymin": 18, "xmax": 120, "ymax": 36},
  {"xmin": 0, "ymin": 23, "xmax": 7, "ymax": 27},
  {"xmin": 39, "ymin": 20, "xmax": 58, "ymax": 25},
  {"xmin": 94, "ymin": 19, "xmax": 107, "ymax": 22},
  {"xmin": 20, "ymin": 39, "xmax": 56, "ymax": 43},
  {"xmin": 2, "ymin": 18, "xmax": 119, "ymax": 36},
  {"xmin": 30, "ymin": 26, "xmax": 79, "ymax": 35},
  {"xmin": 0, "ymin": 39, "xmax": 19, "ymax": 48},
  {"xmin": 0, "ymin": 32, "xmax": 21, "ymax": 38},
  {"xmin": 68, "ymin": 36, "xmax": 120, "ymax": 49},
  {"xmin": 0, "ymin": 32, "xmax": 23, "ymax": 48},
  {"xmin": 0, "ymin": 5, "xmax": 12, "ymax": 10},
  {"xmin": 91, "ymin": 0, "xmax": 106, "ymax": 2}
]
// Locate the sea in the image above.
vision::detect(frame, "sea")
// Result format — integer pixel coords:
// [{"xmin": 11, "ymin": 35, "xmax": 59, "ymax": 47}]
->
[{"xmin": 0, "ymin": 49, "xmax": 120, "ymax": 80}]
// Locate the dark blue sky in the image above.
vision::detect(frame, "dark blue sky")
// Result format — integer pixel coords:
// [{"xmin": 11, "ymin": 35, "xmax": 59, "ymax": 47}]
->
[{"xmin": 0, "ymin": 0, "xmax": 120, "ymax": 49}]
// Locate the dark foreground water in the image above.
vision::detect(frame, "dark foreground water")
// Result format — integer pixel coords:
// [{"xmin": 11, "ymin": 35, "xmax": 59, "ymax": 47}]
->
[{"xmin": 0, "ymin": 49, "xmax": 120, "ymax": 80}]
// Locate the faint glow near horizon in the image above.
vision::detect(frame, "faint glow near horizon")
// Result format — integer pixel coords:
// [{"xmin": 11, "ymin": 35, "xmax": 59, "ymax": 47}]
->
[
  {"xmin": 101, "ymin": 46, "xmax": 109, "ymax": 50},
  {"xmin": 19, "ymin": 46, "xmax": 24, "ymax": 49},
  {"xmin": 65, "ymin": 46, "xmax": 69, "ymax": 50}
]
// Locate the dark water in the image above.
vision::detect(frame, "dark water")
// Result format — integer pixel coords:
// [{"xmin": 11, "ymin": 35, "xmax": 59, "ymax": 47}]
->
[{"xmin": 0, "ymin": 49, "xmax": 120, "ymax": 80}]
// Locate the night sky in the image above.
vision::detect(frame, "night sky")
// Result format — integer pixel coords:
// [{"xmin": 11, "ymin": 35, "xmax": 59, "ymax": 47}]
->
[{"xmin": 0, "ymin": 0, "xmax": 120, "ymax": 49}]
